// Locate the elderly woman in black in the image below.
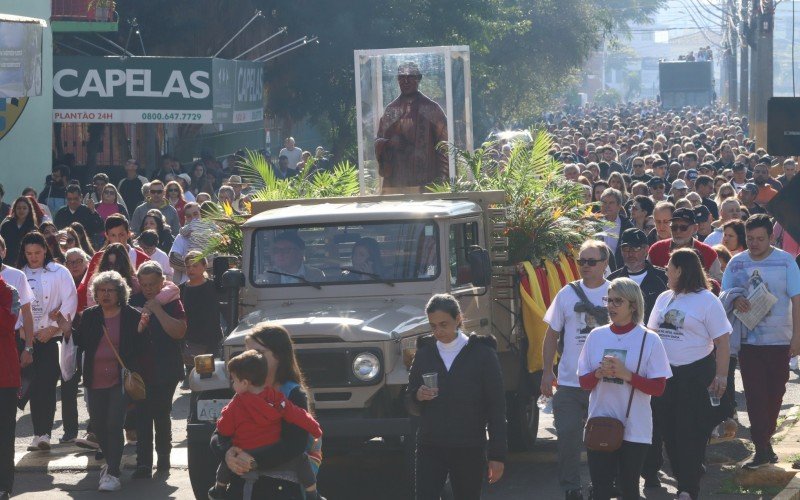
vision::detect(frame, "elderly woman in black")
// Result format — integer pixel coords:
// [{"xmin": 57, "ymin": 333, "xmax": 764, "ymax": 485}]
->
[
  {"xmin": 407, "ymin": 294, "xmax": 506, "ymax": 500},
  {"xmin": 68, "ymin": 270, "xmax": 143, "ymax": 492}
]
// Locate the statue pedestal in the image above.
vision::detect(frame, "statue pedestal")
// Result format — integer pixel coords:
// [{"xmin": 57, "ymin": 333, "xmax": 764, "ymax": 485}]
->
[{"xmin": 354, "ymin": 46, "xmax": 473, "ymax": 195}]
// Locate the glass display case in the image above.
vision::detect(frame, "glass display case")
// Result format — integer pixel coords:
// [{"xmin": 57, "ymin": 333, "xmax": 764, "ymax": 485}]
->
[{"xmin": 354, "ymin": 46, "xmax": 472, "ymax": 194}]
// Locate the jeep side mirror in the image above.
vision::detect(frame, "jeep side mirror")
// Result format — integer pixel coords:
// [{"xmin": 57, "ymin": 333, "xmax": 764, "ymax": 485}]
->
[
  {"xmin": 221, "ymin": 268, "xmax": 245, "ymax": 336},
  {"xmin": 467, "ymin": 246, "xmax": 492, "ymax": 288}
]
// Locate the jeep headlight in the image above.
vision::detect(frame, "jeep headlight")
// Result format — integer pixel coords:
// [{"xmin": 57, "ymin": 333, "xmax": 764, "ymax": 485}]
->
[{"xmin": 352, "ymin": 352, "xmax": 381, "ymax": 381}]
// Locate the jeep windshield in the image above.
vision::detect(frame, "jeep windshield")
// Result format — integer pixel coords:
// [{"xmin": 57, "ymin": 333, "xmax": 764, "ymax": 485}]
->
[{"xmin": 251, "ymin": 220, "xmax": 440, "ymax": 287}]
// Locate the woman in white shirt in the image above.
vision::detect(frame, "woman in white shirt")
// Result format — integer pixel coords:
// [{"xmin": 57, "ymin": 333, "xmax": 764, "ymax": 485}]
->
[
  {"xmin": 647, "ymin": 248, "xmax": 731, "ymax": 500},
  {"xmin": 578, "ymin": 278, "xmax": 671, "ymax": 500},
  {"xmin": 19, "ymin": 231, "xmax": 78, "ymax": 451}
]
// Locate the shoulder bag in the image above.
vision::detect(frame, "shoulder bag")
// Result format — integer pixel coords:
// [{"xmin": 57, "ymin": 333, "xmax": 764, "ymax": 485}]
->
[
  {"xmin": 583, "ymin": 328, "xmax": 647, "ymax": 452},
  {"xmin": 102, "ymin": 325, "xmax": 146, "ymax": 401}
]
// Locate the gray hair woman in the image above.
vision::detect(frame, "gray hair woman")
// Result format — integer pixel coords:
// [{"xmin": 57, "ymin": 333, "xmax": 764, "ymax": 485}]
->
[
  {"xmin": 577, "ymin": 278, "xmax": 672, "ymax": 500},
  {"xmin": 131, "ymin": 260, "xmax": 187, "ymax": 479},
  {"xmin": 68, "ymin": 270, "xmax": 143, "ymax": 491}
]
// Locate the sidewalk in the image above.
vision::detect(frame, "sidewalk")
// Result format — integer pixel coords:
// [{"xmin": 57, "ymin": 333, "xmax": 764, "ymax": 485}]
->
[{"xmin": 14, "ymin": 443, "xmax": 188, "ymax": 473}]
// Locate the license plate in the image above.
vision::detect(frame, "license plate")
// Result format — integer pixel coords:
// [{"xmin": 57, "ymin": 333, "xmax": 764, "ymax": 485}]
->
[{"xmin": 197, "ymin": 399, "xmax": 229, "ymax": 421}]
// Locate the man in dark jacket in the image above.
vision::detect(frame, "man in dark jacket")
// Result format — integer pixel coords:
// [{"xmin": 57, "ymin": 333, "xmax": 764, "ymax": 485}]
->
[
  {"xmin": 406, "ymin": 294, "xmax": 506, "ymax": 499},
  {"xmin": 54, "ymin": 185, "xmax": 104, "ymax": 241},
  {"xmin": 608, "ymin": 227, "xmax": 668, "ymax": 489}
]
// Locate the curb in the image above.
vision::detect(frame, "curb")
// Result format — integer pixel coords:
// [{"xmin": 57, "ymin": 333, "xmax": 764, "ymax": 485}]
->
[
  {"xmin": 775, "ymin": 407, "xmax": 800, "ymax": 499},
  {"xmin": 14, "ymin": 446, "xmax": 188, "ymax": 473},
  {"xmin": 776, "ymin": 476, "xmax": 800, "ymax": 500}
]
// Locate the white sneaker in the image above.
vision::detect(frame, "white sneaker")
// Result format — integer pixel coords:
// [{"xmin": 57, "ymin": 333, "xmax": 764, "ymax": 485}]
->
[
  {"xmin": 791, "ymin": 356, "xmax": 799, "ymax": 370},
  {"xmin": 27, "ymin": 436, "xmax": 41, "ymax": 451},
  {"xmin": 100, "ymin": 464, "xmax": 108, "ymax": 479},
  {"xmin": 98, "ymin": 474, "xmax": 121, "ymax": 492},
  {"xmin": 37, "ymin": 434, "xmax": 51, "ymax": 451}
]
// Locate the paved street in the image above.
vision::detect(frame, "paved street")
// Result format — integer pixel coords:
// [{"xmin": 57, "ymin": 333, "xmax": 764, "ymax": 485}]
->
[{"xmin": 11, "ymin": 368, "xmax": 800, "ymax": 499}]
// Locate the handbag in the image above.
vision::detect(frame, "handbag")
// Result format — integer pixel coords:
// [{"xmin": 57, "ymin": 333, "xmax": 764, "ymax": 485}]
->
[
  {"xmin": 583, "ymin": 328, "xmax": 648, "ymax": 452},
  {"xmin": 102, "ymin": 326, "xmax": 146, "ymax": 401},
  {"xmin": 59, "ymin": 335, "xmax": 78, "ymax": 382}
]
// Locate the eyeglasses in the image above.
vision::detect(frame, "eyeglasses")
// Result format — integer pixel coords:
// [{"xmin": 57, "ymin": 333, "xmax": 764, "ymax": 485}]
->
[
  {"xmin": 670, "ymin": 223, "xmax": 691, "ymax": 231},
  {"xmin": 150, "ymin": 189, "xmax": 163, "ymax": 194},
  {"xmin": 577, "ymin": 258, "xmax": 603, "ymax": 267},
  {"xmin": 633, "ymin": 163, "xmax": 644, "ymax": 168},
  {"xmin": 65, "ymin": 259, "xmax": 84, "ymax": 265},
  {"xmin": 602, "ymin": 296, "xmax": 628, "ymax": 307}
]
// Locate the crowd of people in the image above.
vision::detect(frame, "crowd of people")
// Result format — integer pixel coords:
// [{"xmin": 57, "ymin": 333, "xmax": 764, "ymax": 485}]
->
[
  {"xmin": 2, "ymin": 103, "xmax": 800, "ymax": 500},
  {"xmin": 529, "ymin": 103, "xmax": 800, "ymax": 500}
]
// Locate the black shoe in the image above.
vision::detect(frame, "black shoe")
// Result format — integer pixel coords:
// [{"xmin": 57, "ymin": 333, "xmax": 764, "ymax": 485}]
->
[
  {"xmin": 207, "ymin": 484, "xmax": 227, "ymax": 500},
  {"xmin": 156, "ymin": 454, "xmax": 170, "ymax": 472},
  {"xmin": 642, "ymin": 474, "xmax": 661, "ymax": 488},
  {"xmin": 59, "ymin": 431, "xmax": 78, "ymax": 444},
  {"xmin": 565, "ymin": 489, "xmax": 583, "ymax": 500},
  {"xmin": 132, "ymin": 466, "xmax": 152, "ymax": 479},
  {"xmin": 94, "ymin": 450, "xmax": 104, "ymax": 461},
  {"xmin": 743, "ymin": 454, "xmax": 771, "ymax": 470}
]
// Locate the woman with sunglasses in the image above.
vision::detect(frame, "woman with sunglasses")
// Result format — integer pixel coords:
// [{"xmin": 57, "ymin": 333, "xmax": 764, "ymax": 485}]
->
[
  {"xmin": 578, "ymin": 278, "xmax": 671, "ymax": 500},
  {"xmin": 647, "ymin": 249, "xmax": 731, "ymax": 499},
  {"xmin": 95, "ymin": 184, "xmax": 128, "ymax": 222},
  {"xmin": 164, "ymin": 181, "xmax": 187, "ymax": 226}
]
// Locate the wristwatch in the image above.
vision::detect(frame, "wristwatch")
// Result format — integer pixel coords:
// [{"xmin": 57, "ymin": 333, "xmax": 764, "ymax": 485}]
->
[{"xmin": 24, "ymin": 346, "xmax": 34, "ymax": 354}]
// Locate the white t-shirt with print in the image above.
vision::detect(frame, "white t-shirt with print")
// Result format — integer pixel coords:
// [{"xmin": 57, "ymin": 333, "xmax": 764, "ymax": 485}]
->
[
  {"xmin": 1, "ymin": 264, "xmax": 34, "ymax": 329},
  {"xmin": 578, "ymin": 325, "xmax": 672, "ymax": 444},
  {"xmin": 543, "ymin": 280, "xmax": 610, "ymax": 388},
  {"xmin": 647, "ymin": 289, "xmax": 731, "ymax": 366}
]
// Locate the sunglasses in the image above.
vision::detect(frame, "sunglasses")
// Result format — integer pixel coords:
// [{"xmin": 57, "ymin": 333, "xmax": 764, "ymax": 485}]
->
[
  {"xmin": 670, "ymin": 223, "xmax": 691, "ymax": 231},
  {"xmin": 603, "ymin": 296, "xmax": 628, "ymax": 307},
  {"xmin": 167, "ymin": 189, "xmax": 180, "ymax": 193},
  {"xmin": 150, "ymin": 189, "xmax": 163, "ymax": 194},
  {"xmin": 633, "ymin": 163, "xmax": 644, "ymax": 168},
  {"xmin": 577, "ymin": 258, "xmax": 603, "ymax": 267}
]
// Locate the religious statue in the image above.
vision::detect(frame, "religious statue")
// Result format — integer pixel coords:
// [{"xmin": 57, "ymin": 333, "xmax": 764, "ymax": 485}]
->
[{"xmin": 374, "ymin": 62, "xmax": 449, "ymax": 194}]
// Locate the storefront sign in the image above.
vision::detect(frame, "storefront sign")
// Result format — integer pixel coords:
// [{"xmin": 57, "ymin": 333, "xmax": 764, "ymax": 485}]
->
[{"xmin": 53, "ymin": 56, "xmax": 263, "ymax": 124}]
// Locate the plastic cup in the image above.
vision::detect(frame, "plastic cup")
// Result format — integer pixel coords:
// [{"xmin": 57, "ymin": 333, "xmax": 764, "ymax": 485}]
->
[
  {"xmin": 708, "ymin": 388, "xmax": 721, "ymax": 407},
  {"xmin": 422, "ymin": 372, "xmax": 438, "ymax": 398}
]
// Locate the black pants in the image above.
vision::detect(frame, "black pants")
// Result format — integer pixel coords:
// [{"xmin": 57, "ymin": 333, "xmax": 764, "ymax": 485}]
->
[
  {"xmin": 724, "ymin": 356, "xmax": 738, "ymax": 418},
  {"xmin": 415, "ymin": 445, "xmax": 485, "ymax": 500},
  {"xmin": 0, "ymin": 388, "xmax": 17, "ymax": 493},
  {"xmin": 135, "ymin": 382, "xmax": 177, "ymax": 467},
  {"xmin": 30, "ymin": 340, "xmax": 61, "ymax": 437},
  {"xmin": 641, "ymin": 398, "xmax": 663, "ymax": 480},
  {"xmin": 654, "ymin": 355, "xmax": 715, "ymax": 499},
  {"xmin": 88, "ymin": 386, "xmax": 127, "ymax": 476},
  {"xmin": 60, "ymin": 374, "xmax": 79, "ymax": 437},
  {"xmin": 588, "ymin": 441, "xmax": 649, "ymax": 500}
]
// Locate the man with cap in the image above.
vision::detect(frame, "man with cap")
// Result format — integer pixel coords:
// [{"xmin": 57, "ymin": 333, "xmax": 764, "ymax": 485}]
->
[
  {"xmin": 694, "ymin": 205, "xmax": 714, "ymax": 240},
  {"xmin": 752, "ymin": 160, "xmax": 780, "ymax": 205},
  {"xmin": 648, "ymin": 207, "xmax": 722, "ymax": 280},
  {"xmin": 647, "ymin": 177, "xmax": 667, "ymax": 202},
  {"xmin": 226, "ymin": 175, "xmax": 249, "ymax": 213},
  {"xmin": 608, "ymin": 228, "xmax": 669, "ymax": 488},
  {"xmin": 684, "ymin": 168, "xmax": 699, "ymax": 191},
  {"xmin": 375, "ymin": 61, "xmax": 448, "ymax": 194},
  {"xmin": 668, "ymin": 179, "xmax": 689, "ymax": 203},
  {"xmin": 738, "ymin": 183, "xmax": 767, "ymax": 215}
]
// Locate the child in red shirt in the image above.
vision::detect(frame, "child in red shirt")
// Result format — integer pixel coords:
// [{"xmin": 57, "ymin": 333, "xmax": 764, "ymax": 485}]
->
[{"xmin": 208, "ymin": 350, "xmax": 323, "ymax": 500}]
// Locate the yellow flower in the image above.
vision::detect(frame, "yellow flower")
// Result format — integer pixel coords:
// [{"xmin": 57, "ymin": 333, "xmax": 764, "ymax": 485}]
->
[{"xmin": 222, "ymin": 201, "xmax": 233, "ymax": 216}]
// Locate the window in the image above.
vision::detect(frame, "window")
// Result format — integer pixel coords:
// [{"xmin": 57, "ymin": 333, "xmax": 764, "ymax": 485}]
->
[
  {"xmin": 448, "ymin": 221, "xmax": 479, "ymax": 288},
  {"xmin": 250, "ymin": 220, "xmax": 440, "ymax": 287}
]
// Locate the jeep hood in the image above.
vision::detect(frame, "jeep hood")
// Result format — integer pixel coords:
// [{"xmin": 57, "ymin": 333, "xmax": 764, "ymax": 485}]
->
[{"xmin": 225, "ymin": 299, "xmax": 430, "ymax": 345}]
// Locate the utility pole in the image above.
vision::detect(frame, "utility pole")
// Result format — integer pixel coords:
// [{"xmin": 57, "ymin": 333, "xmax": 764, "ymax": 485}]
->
[
  {"xmin": 728, "ymin": 0, "xmax": 738, "ymax": 111},
  {"xmin": 740, "ymin": 0, "xmax": 750, "ymax": 116},
  {"xmin": 749, "ymin": 0, "xmax": 773, "ymax": 148}
]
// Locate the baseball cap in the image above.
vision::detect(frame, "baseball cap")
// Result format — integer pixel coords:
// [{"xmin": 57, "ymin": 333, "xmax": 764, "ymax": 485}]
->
[
  {"xmin": 742, "ymin": 183, "xmax": 759, "ymax": 195},
  {"xmin": 757, "ymin": 156, "xmax": 774, "ymax": 166},
  {"xmin": 694, "ymin": 205, "xmax": 711, "ymax": 223},
  {"xmin": 671, "ymin": 207, "xmax": 697, "ymax": 224},
  {"xmin": 685, "ymin": 169, "xmax": 698, "ymax": 181},
  {"xmin": 671, "ymin": 179, "xmax": 689, "ymax": 190},
  {"xmin": 177, "ymin": 173, "xmax": 191, "ymax": 185},
  {"xmin": 620, "ymin": 228, "xmax": 648, "ymax": 247},
  {"xmin": 647, "ymin": 177, "xmax": 665, "ymax": 188}
]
